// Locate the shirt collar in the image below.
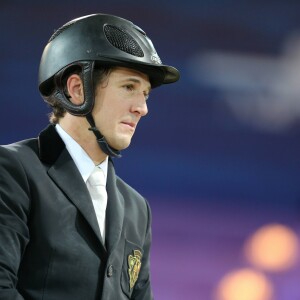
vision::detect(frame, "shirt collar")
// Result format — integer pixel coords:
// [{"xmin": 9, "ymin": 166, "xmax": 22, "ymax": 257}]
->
[{"xmin": 55, "ymin": 124, "xmax": 108, "ymax": 184}]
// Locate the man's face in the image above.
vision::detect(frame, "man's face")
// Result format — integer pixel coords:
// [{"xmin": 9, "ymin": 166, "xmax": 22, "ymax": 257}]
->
[{"xmin": 92, "ymin": 67, "xmax": 150, "ymax": 151}]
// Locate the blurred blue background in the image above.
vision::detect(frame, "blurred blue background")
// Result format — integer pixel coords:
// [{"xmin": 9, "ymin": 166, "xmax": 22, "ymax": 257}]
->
[{"xmin": 1, "ymin": 1, "xmax": 300, "ymax": 299}]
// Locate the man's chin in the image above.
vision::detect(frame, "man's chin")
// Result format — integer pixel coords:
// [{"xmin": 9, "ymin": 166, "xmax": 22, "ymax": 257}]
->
[{"xmin": 108, "ymin": 138, "xmax": 132, "ymax": 151}]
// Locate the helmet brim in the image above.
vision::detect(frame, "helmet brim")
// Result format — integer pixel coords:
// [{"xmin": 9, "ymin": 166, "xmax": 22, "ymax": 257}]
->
[{"xmin": 94, "ymin": 57, "xmax": 180, "ymax": 88}]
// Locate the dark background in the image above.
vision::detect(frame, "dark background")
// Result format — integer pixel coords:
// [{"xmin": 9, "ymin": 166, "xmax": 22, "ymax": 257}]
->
[{"xmin": 1, "ymin": 1, "xmax": 300, "ymax": 299}]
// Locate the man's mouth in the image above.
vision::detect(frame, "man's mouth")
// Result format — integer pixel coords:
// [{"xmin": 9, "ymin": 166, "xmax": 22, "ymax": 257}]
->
[{"xmin": 120, "ymin": 121, "xmax": 136, "ymax": 130}]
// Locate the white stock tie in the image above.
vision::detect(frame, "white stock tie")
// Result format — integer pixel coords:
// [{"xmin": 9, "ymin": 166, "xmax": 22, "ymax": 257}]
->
[{"xmin": 86, "ymin": 166, "xmax": 108, "ymax": 242}]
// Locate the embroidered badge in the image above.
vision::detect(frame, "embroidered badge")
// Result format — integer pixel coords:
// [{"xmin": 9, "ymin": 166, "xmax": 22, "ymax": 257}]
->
[{"xmin": 128, "ymin": 249, "xmax": 142, "ymax": 290}]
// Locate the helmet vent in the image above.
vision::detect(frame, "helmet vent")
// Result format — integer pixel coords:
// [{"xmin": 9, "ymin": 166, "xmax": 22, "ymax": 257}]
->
[{"xmin": 104, "ymin": 25, "xmax": 144, "ymax": 57}]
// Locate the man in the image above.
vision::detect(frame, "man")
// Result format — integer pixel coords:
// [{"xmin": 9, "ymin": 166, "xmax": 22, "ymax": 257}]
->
[{"xmin": 0, "ymin": 14, "xmax": 179, "ymax": 300}]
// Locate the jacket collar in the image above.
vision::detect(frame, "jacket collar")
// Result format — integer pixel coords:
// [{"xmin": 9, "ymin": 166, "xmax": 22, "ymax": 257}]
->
[
  {"xmin": 105, "ymin": 160, "xmax": 125, "ymax": 253},
  {"xmin": 38, "ymin": 124, "xmax": 65, "ymax": 164},
  {"xmin": 38, "ymin": 125, "xmax": 107, "ymax": 251},
  {"xmin": 38, "ymin": 124, "xmax": 124, "ymax": 254}
]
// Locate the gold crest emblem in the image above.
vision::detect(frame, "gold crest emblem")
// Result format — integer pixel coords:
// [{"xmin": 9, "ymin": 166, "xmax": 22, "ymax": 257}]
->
[{"xmin": 128, "ymin": 249, "xmax": 142, "ymax": 290}]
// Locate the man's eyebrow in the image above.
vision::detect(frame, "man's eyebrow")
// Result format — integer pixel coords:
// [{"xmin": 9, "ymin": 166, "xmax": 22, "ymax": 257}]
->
[{"xmin": 121, "ymin": 77, "xmax": 152, "ymax": 91}]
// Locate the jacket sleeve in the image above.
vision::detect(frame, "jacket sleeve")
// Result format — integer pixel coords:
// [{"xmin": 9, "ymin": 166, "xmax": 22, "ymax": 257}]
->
[
  {"xmin": 0, "ymin": 146, "xmax": 30, "ymax": 300},
  {"xmin": 131, "ymin": 200, "xmax": 154, "ymax": 300}
]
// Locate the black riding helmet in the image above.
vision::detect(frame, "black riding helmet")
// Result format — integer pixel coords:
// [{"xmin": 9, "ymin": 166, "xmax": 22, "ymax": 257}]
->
[{"xmin": 38, "ymin": 13, "xmax": 180, "ymax": 157}]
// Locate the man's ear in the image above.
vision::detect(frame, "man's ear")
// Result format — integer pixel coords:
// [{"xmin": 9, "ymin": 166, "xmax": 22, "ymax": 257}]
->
[{"xmin": 66, "ymin": 74, "xmax": 84, "ymax": 105}]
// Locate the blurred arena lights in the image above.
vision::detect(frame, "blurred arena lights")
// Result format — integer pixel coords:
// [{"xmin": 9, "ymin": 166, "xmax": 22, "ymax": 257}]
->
[
  {"xmin": 214, "ymin": 268, "xmax": 274, "ymax": 300},
  {"xmin": 188, "ymin": 33, "xmax": 300, "ymax": 132},
  {"xmin": 244, "ymin": 223, "xmax": 299, "ymax": 272}
]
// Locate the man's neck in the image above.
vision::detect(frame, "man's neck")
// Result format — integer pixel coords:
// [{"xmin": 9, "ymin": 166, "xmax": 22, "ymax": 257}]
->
[{"xmin": 58, "ymin": 115, "xmax": 108, "ymax": 164}]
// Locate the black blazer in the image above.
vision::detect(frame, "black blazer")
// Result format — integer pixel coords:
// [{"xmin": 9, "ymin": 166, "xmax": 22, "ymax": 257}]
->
[{"xmin": 0, "ymin": 125, "xmax": 153, "ymax": 300}]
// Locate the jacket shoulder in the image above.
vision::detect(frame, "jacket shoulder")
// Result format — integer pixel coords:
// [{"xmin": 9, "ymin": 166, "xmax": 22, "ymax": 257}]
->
[{"xmin": 0, "ymin": 138, "xmax": 39, "ymax": 166}]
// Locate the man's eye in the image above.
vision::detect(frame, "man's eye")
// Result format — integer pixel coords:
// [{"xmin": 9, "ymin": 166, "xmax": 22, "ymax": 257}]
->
[
  {"xmin": 124, "ymin": 84, "xmax": 134, "ymax": 91},
  {"xmin": 144, "ymin": 93, "xmax": 150, "ymax": 101}
]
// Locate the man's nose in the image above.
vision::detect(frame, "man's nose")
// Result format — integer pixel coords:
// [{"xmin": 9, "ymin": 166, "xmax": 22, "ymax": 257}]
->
[{"xmin": 131, "ymin": 94, "xmax": 148, "ymax": 116}]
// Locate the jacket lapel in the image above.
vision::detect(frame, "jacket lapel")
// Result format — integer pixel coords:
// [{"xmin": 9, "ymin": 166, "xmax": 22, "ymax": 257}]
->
[
  {"xmin": 38, "ymin": 125, "xmax": 106, "ymax": 251},
  {"xmin": 105, "ymin": 159, "xmax": 125, "ymax": 253},
  {"xmin": 48, "ymin": 150, "xmax": 106, "ymax": 245}
]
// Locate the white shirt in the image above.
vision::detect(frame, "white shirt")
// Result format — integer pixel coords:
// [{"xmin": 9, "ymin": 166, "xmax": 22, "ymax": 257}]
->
[{"xmin": 55, "ymin": 124, "xmax": 108, "ymax": 240}]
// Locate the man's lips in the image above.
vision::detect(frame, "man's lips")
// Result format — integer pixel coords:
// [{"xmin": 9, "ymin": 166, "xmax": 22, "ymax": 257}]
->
[{"xmin": 120, "ymin": 121, "xmax": 136, "ymax": 130}]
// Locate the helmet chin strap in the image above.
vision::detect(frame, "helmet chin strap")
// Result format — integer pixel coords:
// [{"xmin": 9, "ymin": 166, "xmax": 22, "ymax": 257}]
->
[{"xmin": 86, "ymin": 113, "xmax": 121, "ymax": 158}]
